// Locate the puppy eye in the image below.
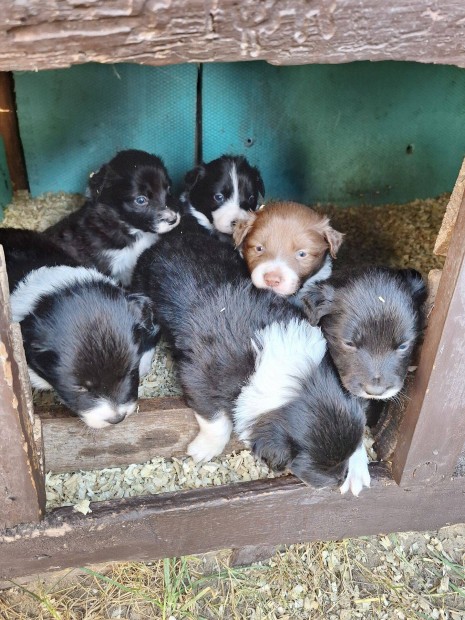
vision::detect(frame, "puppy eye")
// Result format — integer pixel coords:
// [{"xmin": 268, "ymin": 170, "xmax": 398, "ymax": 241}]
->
[
  {"xmin": 342, "ymin": 340, "xmax": 357, "ymax": 350},
  {"xmin": 397, "ymin": 342, "xmax": 410, "ymax": 352},
  {"xmin": 248, "ymin": 194, "xmax": 255, "ymax": 205},
  {"xmin": 134, "ymin": 195, "xmax": 148, "ymax": 206},
  {"xmin": 214, "ymin": 193, "xmax": 224, "ymax": 204},
  {"xmin": 296, "ymin": 250, "xmax": 308, "ymax": 259},
  {"xmin": 256, "ymin": 244, "xmax": 265, "ymax": 253}
]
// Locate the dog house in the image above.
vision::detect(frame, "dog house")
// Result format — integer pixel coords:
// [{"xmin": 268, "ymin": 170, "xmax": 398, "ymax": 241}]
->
[{"xmin": 1, "ymin": 0, "xmax": 465, "ymax": 582}]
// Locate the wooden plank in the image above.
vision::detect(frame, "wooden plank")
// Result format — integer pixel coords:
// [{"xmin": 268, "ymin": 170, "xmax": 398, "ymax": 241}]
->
[
  {"xmin": 2, "ymin": 1, "xmax": 465, "ymax": 71},
  {"xmin": 0, "ymin": 72, "xmax": 28, "ymax": 190},
  {"xmin": 37, "ymin": 398, "xmax": 244, "ymax": 473},
  {"xmin": 2, "ymin": 465, "xmax": 465, "ymax": 581},
  {"xmin": 0, "ymin": 246, "xmax": 45, "ymax": 528},
  {"xmin": 434, "ymin": 158, "xmax": 465, "ymax": 256},
  {"xmin": 391, "ymin": 189, "xmax": 465, "ymax": 486}
]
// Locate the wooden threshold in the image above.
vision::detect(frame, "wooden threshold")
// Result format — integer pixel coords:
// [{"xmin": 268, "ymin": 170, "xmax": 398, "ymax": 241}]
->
[{"xmin": 1, "ymin": 465, "xmax": 465, "ymax": 581}]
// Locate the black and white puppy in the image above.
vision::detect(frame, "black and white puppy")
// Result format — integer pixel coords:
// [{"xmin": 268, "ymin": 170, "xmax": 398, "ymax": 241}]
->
[
  {"xmin": 179, "ymin": 155, "xmax": 265, "ymax": 236},
  {"xmin": 45, "ymin": 149, "xmax": 180, "ymax": 286},
  {"xmin": 0, "ymin": 228, "xmax": 156, "ymax": 428},
  {"xmin": 302, "ymin": 266, "xmax": 427, "ymax": 495},
  {"xmin": 132, "ymin": 233, "xmax": 367, "ymax": 494}
]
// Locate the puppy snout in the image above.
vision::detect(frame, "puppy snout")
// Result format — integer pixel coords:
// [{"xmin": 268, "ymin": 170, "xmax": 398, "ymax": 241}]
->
[
  {"xmin": 364, "ymin": 382, "xmax": 390, "ymax": 397},
  {"xmin": 107, "ymin": 413, "xmax": 127, "ymax": 425},
  {"xmin": 263, "ymin": 271, "xmax": 282, "ymax": 288},
  {"xmin": 161, "ymin": 209, "xmax": 179, "ymax": 224}
]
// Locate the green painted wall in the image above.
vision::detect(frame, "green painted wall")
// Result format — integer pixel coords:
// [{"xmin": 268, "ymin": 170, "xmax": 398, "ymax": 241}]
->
[
  {"xmin": 11, "ymin": 60, "xmax": 465, "ymax": 206},
  {"xmin": 0, "ymin": 137, "xmax": 12, "ymax": 216},
  {"xmin": 14, "ymin": 63, "xmax": 198, "ymax": 196}
]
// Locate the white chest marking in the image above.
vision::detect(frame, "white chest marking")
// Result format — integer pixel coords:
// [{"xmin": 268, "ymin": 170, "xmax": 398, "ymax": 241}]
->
[
  {"xmin": 233, "ymin": 319, "xmax": 327, "ymax": 440},
  {"xmin": 103, "ymin": 229, "xmax": 158, "ymax": 286}
]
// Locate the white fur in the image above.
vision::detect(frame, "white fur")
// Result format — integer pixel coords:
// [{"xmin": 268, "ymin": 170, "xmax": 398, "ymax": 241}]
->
[
  {"xmin": 359, "ymin": 385, "xmax": 401, "ymax": 400},
  {"xmin": 28, "ymin": 368, "xmax": 53, "ymax": 391},
  {"xmin": 234, "ymin": 319, "xmax": 327, "ymax": 441},
  {"xmin": 340, "ymin": 443, "xmax": 371, "ymax": 497},
  {"xmin": 103, "ymin": 229, "xmax": 159, "ymax": 286},
  {"xmin": 80, "ymin": 400, "xmax": 137, "ymax": 429},
  {"xmin": 156, "ymin": 210, "xmax": 181, "ymax": 234},
  {"xmin": 188, "ymin": 205, "xmax": 214, "ymax": 231},
  {"xmin": 10, "ymin": 266, "xmax": 116, "ymax": 323},
  {"xmin": 187, "ymin": 411, "xmax": 233, "ymax": 463},
  {"xmin": 212, "ymin": 164, "xmax": 249, "ymax": 235},
  {"xmin": 139, "ymin": 347, "xmax": 156, "ymax": 377},
  {"xmin": 251, "ymin": 258, "xmax": 300, "ymax": 296}
]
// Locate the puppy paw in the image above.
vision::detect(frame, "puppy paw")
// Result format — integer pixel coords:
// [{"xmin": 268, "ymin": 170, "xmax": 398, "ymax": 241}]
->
[
  {"xmin": 187, "ymin": 434, "xmax": 223, "ymax": 464},
  {"xmin": 340, "ymin": 444, "xmax": 371, "ymax": 497},
  {"xmin": 139, "ymin": 347, "xmax": 155, "ymax": 377}
]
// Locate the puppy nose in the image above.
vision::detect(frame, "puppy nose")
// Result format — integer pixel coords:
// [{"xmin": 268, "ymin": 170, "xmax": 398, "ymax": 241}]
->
[
  {"xmin": 108, "ymin": 413, "xmax": 127, "ymax": 425},
  {"xmin": 264, "ymin": 271, "xmax": 282, "ymax": 288},
  {"xmin": 364, "ymin": 383, "xmax": 389, "ymax": 396}
]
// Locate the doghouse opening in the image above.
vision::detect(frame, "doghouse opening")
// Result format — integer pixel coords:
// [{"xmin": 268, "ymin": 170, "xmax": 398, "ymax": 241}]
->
[{"xmin": 1, "ymin": 59, "xmax": 461, "ymax": 512}]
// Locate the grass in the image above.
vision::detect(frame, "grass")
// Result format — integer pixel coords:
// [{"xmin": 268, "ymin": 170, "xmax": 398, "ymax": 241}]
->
[{"xmin": 1, "ymin": 526, "xmax": 465, "ymax": 620}]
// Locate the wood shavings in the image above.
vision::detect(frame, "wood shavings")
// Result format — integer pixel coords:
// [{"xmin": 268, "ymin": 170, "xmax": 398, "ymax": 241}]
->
[{"xmin": 73, "ymin": 499, "xmax": 92, "ymax": 515}]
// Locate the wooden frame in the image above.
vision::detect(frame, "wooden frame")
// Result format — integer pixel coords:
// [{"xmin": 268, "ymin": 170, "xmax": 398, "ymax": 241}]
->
[{"xmin": 1, "ymin": 0, "xmax": 465, "ymax": 582}]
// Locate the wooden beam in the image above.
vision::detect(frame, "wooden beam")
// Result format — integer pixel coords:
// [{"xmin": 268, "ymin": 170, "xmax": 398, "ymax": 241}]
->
[
  {"xmin": 0, "ymin": 72, "xmax": 28, "ymax": 191},
  {"xmin": 1, "ymin": 1, "xmax": 465, "ymax": 71},
  {"xmin": 0, "ymin": 247, "xmax": 45, "ymax": 529},
  {"xmin": 37, "ymin": 398, "xmax": 244, "ymax": 473},
  {"xmin": 391, "ymin": 188, "xmax": 465, "ymax": 486},
  {"xmin": 434, "ymin": 158, "xmax": 465, "ymax": 257},
  {"xmin": 2, "ymin": 465, "xmax": 465, "ymax": 581}
]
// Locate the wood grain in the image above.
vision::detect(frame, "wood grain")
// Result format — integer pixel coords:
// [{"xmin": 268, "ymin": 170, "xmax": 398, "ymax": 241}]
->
[
  {"xmin": 434, "ymin": 158, "xmax": 465, "ymax": 256},
  {"xmin": 1, "ymin": 1, "xmax": 465, "ymax": 71},
  {"xmin": 3, "ymin": 465, "xmax": 465, "ymax": 581},
  {"xmin": 0, "ymin": 72, "xmax": 28, "ymax": 190},
  {"xmin": 0, "ymin": 246, "xmax": 45, "ymax": 529},
  {"xmin": 37, "ymin": 398, "xmax": 245, "ymax": 473}
]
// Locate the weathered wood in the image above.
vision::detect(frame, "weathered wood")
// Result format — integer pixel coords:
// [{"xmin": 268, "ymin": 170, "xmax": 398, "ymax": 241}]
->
[
  {"xmin": 0, "ymin": 72, "xmax": 28, "ymax": 190},
  {"xmin": 37, "ymin": 398, "xmax": 244, "ymax": 473},
  {"xmin": 0, "ymin": 247, "xmax": 45, "ymax": 529},
  {"xmin": 1, "ymin": 1, "xmax": 465, "ymax": 71},
  {"xmin": 434, "ymin": 158, "xmax": 465, "ymax": 256},
  {"xmin": 391, "ymin": 188, "xmax": 465, "ymax": 486},
  {"xmin": 3, "ymin": 465, "xmax": 465, "ymax": 581}
]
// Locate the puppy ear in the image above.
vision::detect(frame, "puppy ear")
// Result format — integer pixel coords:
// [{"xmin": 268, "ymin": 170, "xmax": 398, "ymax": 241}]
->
[
  {"xmin": 184, "ymin": 165, "xmax": 205, "ymax": 189},
  {"xmin": 87, "ymin": 164, "xmax": 115, "ymax": 200},
  {"xmin": 323, "ymin": 224, "xmax": 344, "ymax": 259},
  {"xmin": 127, "ymin": 293, "xmax": 154, "ymax": 327},
  {"xmin": 233, "ymin": 212, "xmax": 257, "ymax": 248},
  {"xmin": 250, "ymin": 416, "xmax": 292, "ymax": 472},
  {"xmin": 398, "ymin": 269, "xmax": 427, "ymax": 306},
  {"xmin": 301, "ymin": 283, "xmax": 335, "ymax": 325}
]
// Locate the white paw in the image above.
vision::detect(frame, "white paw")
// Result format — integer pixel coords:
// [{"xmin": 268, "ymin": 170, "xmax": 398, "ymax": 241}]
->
[
  {"xmin": 187, "ymin": 434, "xmax": 223, "ymax": 463},
  {"xmin": 139, "ymin": 348, "xmax": 155, "ymax": 377},
  {"xmin": 187, "ymin": 412, "xmax": 233, "ymax": 464},
  {"xmin": 340, "ymin": 444, "xmax": 371, "ymax": 497}
]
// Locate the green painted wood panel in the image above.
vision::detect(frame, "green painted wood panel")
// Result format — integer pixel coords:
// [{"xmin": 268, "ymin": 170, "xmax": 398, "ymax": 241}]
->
[
  {"xmin": 0, "ymin": 137, "xmax": 12, "ymax": 217},
  {"xmin": 14, "ymin": 63, "xmax": 197, "ymax": 196},
  {"xmin": 202, "ymin": 61, "xmax": 465, "ymax": 206}
]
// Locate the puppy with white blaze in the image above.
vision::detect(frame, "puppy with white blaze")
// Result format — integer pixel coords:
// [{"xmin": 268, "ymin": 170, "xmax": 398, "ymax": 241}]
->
[
  {"xmin": 44, "ymin": 149, "xmax": 180, "ymax": 286},
  {"xmin": 302, "ymin": 266, "xmax": 427, "ymax": 495},
  {"xmin": 0, "ymin": 228, "xmax": 156, "ymax": 429},
  {"xmin": 178, "ymin": 155, "xmax": 265, "ymax": 236},
  {"xmin": 131, "ymin": 233, "xmax": 367, "ymax": 494}
]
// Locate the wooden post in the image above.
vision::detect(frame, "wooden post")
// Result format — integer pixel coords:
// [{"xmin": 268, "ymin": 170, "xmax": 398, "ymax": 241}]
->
[
  {"xmin": 390, "ymin": 187, "xmax": 465, "ymax": 486},
  {"xmin": 0, "ymin": 246, "xmax": 45, "ymax": 528},
  {"xmin": 0, "ymin": 72, "xmax": 28, "ymax": 191}
]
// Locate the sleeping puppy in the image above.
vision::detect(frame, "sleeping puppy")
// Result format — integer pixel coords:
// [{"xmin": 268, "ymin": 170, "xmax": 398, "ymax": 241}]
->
[
  {"xmin": 44, "ymin": 149, "xmax": 180, "ymax": 286},
  {"xmin": 233, "ymin": 201, "xmax": 344, "ymax": 296},
  {"xmin": 0, "ymin": 228, "xmax": 156, "ymax": 428},
  {"xmin": 132, "ymin": 233, "xmax": 367, "ymax": 494},
  {"xmin": 302, "ymin": 266, "xmax": 427, "ymax": 495},
  {"xmin": 179, "ymin": 155, "xmax": 265, "ymax": 236}
]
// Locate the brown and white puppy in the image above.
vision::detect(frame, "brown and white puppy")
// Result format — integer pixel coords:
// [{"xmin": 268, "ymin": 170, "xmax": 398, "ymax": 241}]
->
[{"xmin": 233, "ymin": 201, "xmax": 344, "ymax": 297}]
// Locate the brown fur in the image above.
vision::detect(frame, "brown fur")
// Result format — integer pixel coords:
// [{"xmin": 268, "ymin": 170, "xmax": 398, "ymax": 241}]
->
[{"xmin": 233, "ymin": 201, "xmax": 344, "ymax": 295}]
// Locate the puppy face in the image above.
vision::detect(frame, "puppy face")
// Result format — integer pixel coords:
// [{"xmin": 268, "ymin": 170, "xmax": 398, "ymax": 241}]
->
[
  {"xmin": 249, "ymin": 358, "xmax": 366, "ymax": 489},
  {"xmin": 234, "ymin": 202, "xmax": 344, "ymax": 296},
  {"xmin": 184, "ymin": 155, "xmax": 265, "ymax": 235},
  {"xmin": 89, "ymin": 149, "xmax": 180, "ymax": 234},
  {"xmin": 24, "ymin": 288, "xmax": 153, "ymax": 428},
  {"xmin": 302, "ymin": 268, "xmax": 427, "ymax": 400}
]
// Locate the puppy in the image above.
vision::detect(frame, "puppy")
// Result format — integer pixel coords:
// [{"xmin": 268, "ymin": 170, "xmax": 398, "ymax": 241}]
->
[
  {"xmin": 44, "ymin": 149, "xmax": 180, "ymax": 286},
  {"xmin": 302, "ymin": 266, "xmax": 427, "ymax": 495},
  {"xmin": 233, "ymin": 202, "xmax": 344, "ymax": 296},
  {"xmin": 0, "ymin": 228, "xmax": 156, "ymax": 428},
  {"xmin": 132, "ymin": 233, "xmax": 367, "ymax": 494},
  {"xmin": 179, "ymin": 155, "xmax": 265, "ymax": 236}
]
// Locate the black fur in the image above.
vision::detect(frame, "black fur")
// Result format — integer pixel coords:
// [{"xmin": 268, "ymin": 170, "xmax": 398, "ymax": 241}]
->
[
  {"xmin": 132, "ymin": 233, "xmax": 365, "ymax": 488},
  {"xmin": 44, "ymin": 149, "xmax": 180, "ymax": 285},
  {"xmin": 302, "ymin": 266, "xmax": 427, "ymax": 399}
]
